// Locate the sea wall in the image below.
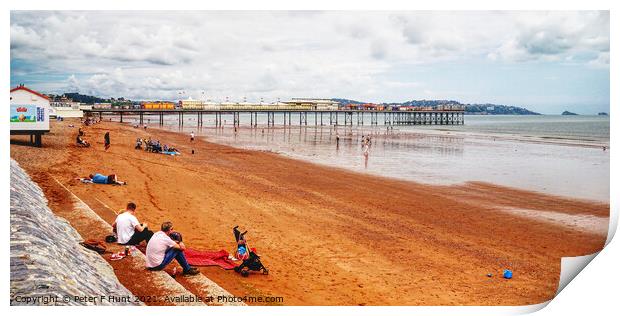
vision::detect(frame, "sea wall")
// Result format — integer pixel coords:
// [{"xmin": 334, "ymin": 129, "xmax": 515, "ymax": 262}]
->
[{"xmin": 10, "ymin": 159, "xmax": 141, "ymax": 306}]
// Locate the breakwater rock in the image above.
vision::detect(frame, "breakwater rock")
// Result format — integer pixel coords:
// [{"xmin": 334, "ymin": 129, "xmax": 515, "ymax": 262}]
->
[{"xmin": 10, "ymin": 159, "xmax": 141, "ymax": 306}]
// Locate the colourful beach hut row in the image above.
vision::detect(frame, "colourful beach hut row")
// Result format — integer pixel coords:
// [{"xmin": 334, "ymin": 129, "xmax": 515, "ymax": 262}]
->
[
  {"xmin": 343, "ymin": 103, "xmax": 388, "ymax": 111},
  {"xmin": 142, "ymin": 101, "xmax": 176, "ymax": 110}
]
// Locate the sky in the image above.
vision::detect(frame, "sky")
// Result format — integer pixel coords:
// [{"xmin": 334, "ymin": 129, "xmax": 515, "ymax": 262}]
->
[{"xmin": 10, "ymin": 11, "xmax": 610, "ymax": 114}]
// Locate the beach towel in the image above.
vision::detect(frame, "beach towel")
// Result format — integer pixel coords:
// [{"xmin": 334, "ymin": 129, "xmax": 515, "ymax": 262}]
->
[
  {"xmin": 162, "ymin": 151, "xmax": 180, "ymax": 156},
  {"xmin": 184, "ymin": 249, "xmax": 237, "ymax": 270}
]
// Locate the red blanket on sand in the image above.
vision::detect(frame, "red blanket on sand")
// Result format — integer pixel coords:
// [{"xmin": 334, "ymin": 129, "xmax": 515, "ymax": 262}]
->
[{"xmin": 184, "ymin": 249, "xmax": 238, "ymax": 270}]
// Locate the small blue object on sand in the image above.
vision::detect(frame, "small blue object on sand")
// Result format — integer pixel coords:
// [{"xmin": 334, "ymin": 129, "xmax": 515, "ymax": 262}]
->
[
  {"xmin": 162, "ymin": 151, "xmax": 180, "ymax": 156},
  {"xmin": 503, "ymin": 269, "xmax": 513, "ymax": 279}
]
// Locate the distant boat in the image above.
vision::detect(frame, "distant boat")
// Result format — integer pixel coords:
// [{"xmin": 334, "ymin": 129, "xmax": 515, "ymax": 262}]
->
[
  {"xmin": 561, "ymin": 111, "xmax": 578, "ymax": 115},
  {"xmin": 598, "ymin": 112, "xmax": 609, "ymax": 116}
]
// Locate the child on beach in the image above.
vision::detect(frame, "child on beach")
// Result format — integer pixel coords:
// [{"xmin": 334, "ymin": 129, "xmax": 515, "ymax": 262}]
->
[
  {"xmin": 76, "ymin": 134, "xmax": 90, "ymax": 147},
  {"xmin": 190, "ymin": 131, "xmax": 195, "ymax": 142}
]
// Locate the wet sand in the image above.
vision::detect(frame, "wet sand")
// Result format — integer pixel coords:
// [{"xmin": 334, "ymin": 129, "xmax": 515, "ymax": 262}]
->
[{"xmin": 10, "ymin": 119, "xmax": 608, "ymax": 305}]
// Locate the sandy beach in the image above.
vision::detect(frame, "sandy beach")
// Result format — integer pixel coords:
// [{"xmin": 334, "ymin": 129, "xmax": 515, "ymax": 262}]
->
[{"xmin": 10, "ymin": 119, "xmax": 608, "ymax": 306}]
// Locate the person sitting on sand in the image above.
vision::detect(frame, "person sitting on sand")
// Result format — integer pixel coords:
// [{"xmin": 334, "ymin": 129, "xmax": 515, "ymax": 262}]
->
[
  {"xmin": 153, "ymin": 140, "xmax": 162, "ymax": 153},
  {"xmin": 113, "ymin": 202, "xmax": 153, "ymax": 246},
  {"xmin": 135, "ymin": 138, "xmax": 143, "ymax": 150},
  {"xmin": 78, "ymin": 173, "xmax": 127, "ymax": 185},
  {"xmin": 76, "ymin": 134, "xmax": 90, "ymax": 147},
  {"xmin": 145, "ymin": 221, "xmax": 199, "ymax": 276}
]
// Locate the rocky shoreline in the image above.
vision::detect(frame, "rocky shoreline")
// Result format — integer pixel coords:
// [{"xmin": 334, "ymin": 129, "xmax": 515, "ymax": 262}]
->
[{"xmin": 10, "ymin": 159, "xmax": 141, "ymax": 306}]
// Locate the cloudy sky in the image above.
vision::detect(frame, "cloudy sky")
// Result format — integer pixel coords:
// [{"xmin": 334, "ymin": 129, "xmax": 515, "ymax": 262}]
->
[{"xmin": 10, "ymin": 11, "xmax": 609, "ymax": 114}]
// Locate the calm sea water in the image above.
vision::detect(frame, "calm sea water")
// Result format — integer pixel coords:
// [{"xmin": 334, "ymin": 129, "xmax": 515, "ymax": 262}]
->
[{"xmin": 124, "ymin": 114, "xmax": 610, "ymax": 202}]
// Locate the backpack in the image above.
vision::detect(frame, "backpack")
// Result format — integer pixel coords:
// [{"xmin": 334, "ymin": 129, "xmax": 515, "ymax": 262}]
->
[{"xmin": 105, "ymin": 235, "xmax": 117, "ymax": 243}]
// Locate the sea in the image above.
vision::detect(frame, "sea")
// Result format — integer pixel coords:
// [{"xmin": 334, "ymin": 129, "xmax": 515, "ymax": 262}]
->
[{"xmin": 126, "ymin": 114, "xmax": 610, "ymax": 202}]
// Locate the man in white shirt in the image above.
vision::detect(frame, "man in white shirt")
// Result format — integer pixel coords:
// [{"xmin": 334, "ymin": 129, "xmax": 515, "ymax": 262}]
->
[
  {"xmin": 112, "ymin": 202, "xmax": 153, "ymax": 245},
  {"xmin": 146, "ymin": 221, "xmax": 199, "ymax": 275}
]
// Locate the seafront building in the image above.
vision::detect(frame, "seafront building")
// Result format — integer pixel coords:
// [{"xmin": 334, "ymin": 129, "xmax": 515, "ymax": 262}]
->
[
  {"xmin": 142, "ymin": 101, "xmax": 175, "ymax": 110},
  {"xmin": 179, "ymin": 97, "xmax": 204, "ymax": 110},
  {"xmin": 283, "ymin": 98, "xmax": 340, "ymax": 110},
  {"xmin": 174, "ymin": 97, "xmax": 340, "ymax": 111},
  {"xmin": 93, "ymin": 102, "xmax": 112, "ymax": 109},
  {"xmin": 49, "ymin": 95, "xmax": 83, "ymax": 118}
]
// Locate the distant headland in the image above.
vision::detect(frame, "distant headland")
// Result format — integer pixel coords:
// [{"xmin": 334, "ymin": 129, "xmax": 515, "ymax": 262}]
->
[{"xmin": 562, "ymin": 111, "xmax": 578, "ymax": 116}]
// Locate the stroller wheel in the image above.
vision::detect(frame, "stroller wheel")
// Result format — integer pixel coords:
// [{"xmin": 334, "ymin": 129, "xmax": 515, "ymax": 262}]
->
[
  {"xmin": 262, "ymin": 268, "xmax": 269, "ymax": 275},
  {"xmin": 241, "ymin": 270, "xmax": 250, "ymax": 277},
  {"xmin": 234, "ymin": 266, "xmax": 241, "ymax": 273}
]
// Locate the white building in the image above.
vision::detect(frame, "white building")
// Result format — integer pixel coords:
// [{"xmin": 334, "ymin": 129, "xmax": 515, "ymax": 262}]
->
[
  {"xmin": 49, "ymin": 95, "xmax": 83, "ymax": 118},
  {"xmin": 179, "ymin": 97, "xmax": 205, "ymax": 110},
  {"xmin": 285, "ymin": 98, "xmax": 339, "ymax": 110},
  {"xmin": 10, "ymin": 85, "xmax": 51, "ymax": 146},
  {"xmin": 93, "ymin": 103, "xmax": 112, "ymax": 109}
]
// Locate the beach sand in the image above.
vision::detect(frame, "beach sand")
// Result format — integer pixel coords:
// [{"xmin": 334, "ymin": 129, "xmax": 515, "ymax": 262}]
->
[{"xmin": 10, "ymin": 119, "xmax": 608, "ymax": 306}]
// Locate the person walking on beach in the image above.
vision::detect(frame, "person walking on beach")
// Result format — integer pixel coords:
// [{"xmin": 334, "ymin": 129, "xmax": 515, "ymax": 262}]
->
[
  {"xmin": 145, "ymin": 221, "xmax": 199, "ymax": 276},
  {"xmin": 112, "ymin": 202, "xmax": 153, "ymax": 246},
  {"xmin": 336, "ymin": 133, "xmax": 340, "ymax": 149},
  {"xmin": 104, "ymin": 131, "xmax": 111, "ymax": 151},
  {"xmin": 190, "ymin": 131, "xmax": 195, "ymax": 142}
]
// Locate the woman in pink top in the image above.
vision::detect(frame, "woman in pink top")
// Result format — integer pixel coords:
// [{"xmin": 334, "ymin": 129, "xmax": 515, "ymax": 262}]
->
[{"xmin": 145, "ymin": 222, "xmax": 199, "ymax": 276}]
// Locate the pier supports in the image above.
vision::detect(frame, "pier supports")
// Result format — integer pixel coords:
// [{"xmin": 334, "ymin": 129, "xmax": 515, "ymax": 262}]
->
[
  {"xmin": 356, "ymin": 112, "xmax": 365, "ymax": 125},
  {"xmin": 233, "ymin": 112, "xmax": 240, "ymax": 127},
  {"xmin": 86, "ymin": 109, "xmax": 464, "ymax": 129},
  {"xmin": 300, "ymin": 112, "xmax": 307, "ymax": 125},
  {"xmin": 344, "ymin": 112, "xmax": 352, "ymax": 125},
  {"xmin": 267, "ymin": 112, "xmax": 275, "ymax": 127},
  {"xmin": 214, "ymin": 112, "xmax": 223, "ymax": 127},
  {"xmin": 370, "ymin": 112, "xmax": 378, "ymax": 125}
]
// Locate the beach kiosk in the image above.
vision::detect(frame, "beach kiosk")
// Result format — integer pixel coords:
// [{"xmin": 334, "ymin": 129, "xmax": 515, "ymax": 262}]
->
[{"xmin": 10, "ymin": 85, "xmax": 50, "ymax": 147}]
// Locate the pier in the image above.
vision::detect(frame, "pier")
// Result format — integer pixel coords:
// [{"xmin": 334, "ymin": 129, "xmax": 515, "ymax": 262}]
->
[{"xmin": 84, "ymin": 109, "xmax": 465, "ymax": 127}]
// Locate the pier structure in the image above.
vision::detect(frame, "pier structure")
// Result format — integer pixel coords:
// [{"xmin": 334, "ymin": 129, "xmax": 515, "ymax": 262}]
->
[{"xmin": 84, "ymin": 109, "xmax": 465, "ymax": 127}]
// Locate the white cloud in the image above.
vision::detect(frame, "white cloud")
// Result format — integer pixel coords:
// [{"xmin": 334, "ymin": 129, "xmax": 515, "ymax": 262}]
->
[{"xmin": 10, "ymin": 11, "xmax": 609, "ymax": 102}]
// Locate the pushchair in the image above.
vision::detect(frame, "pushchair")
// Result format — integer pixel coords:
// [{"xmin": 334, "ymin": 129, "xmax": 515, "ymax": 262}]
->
[{"xmin": 233, "ymin": 226, "xmax": 269, "ymax": 277}]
